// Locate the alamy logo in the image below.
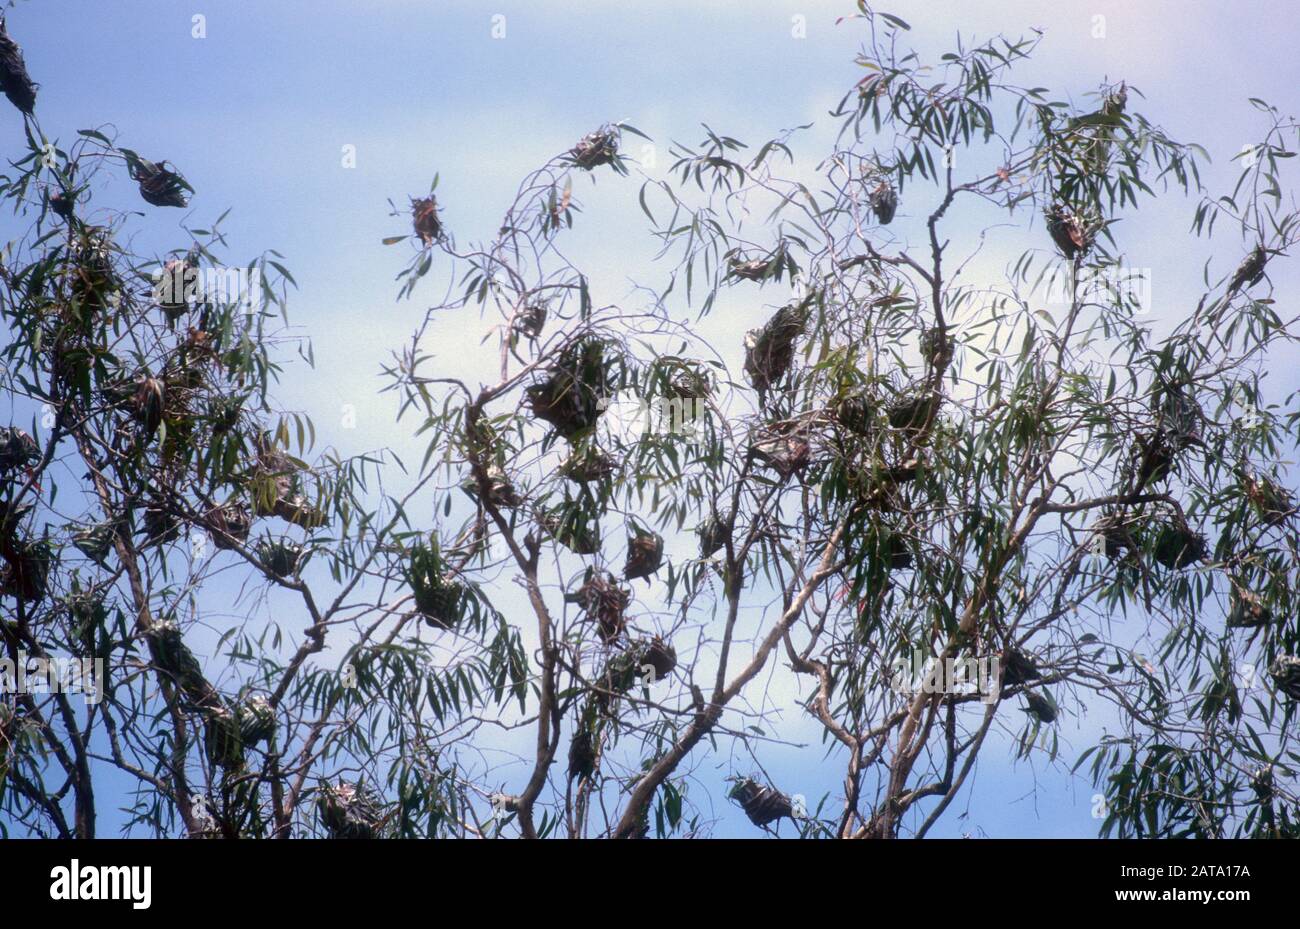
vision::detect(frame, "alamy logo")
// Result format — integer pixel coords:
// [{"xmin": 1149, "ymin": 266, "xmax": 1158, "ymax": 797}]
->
[
  {"xmin": 599, "ymin": 391, "xmax": 708, "ymax": 445},
  {"xmin": 49, "ymin": 859, "xmax": 151, "ymax": 909},
  {"xmin": 152, "ymin": 263, "xmax": 262, "ymax": 311},
  {"xmin": 889, "ymin": 650, "xmax": 1001, "ymax": 704},
  {"xmin": 1041, "ymin": 263, "xmax": 1152, "ymax": 315},
  {"xmin": 0, "ymin": 652, "xmax": 103, "ymax": 705}
]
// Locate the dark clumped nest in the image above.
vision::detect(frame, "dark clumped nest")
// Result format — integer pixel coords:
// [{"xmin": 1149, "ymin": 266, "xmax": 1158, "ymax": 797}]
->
[
  {"xmin": 886, "ymin": 391, "xmax": 938, "ymax": 433},
  {"xmin": 1151, "ymin": 520, "xmax": 1205, "ymax": 571},
  {"xmin": 141, "ymin": 501, "xmax": 182, "ymax": 547},
  {"xmin": 559, "ymin": 445, "xmax": 618, "ymax": 484},
  {"xmin": 1269, "ymin": 656, "xmax": 1300, "ymax": 701},
  {"xmin": 206, "ymin": 502, "xmax": 252, "ymax": 551},
  {"xmin": 1000, "ymin": 648, "xmax": 1042, "ymax": 689},
  {"xmin": 0, "ymin": 537, "xmax": 51, "ymax": 603},
  {"xmin": 743, "ymin": 303, "xmax": 807, "ymax": 398},
  {"xmin": 542, "ymin": 504, "xmax": 601, "ymax": 555},
  {"xmin": 257, "ymin": 537, "xmax": 302, "ymax": 579},
  {"xmin": 623, "ymin": 528, "xmax": 664, "ymax": 581},
  {"xmin": 1023, "ymin": 690, "xmax": 1058, "ymax": 724},
  {"xmin": 748, "ymin": 422, "xmax": 811, "ymax": 479},
  {"xmin": 728, "ymin": 777, "xmax": 794, "ymax": 828},
  {"xmin": 526, "ymin": 338, "xmax": 612, "ymax": 440},
  {"xmin": 1044, "ymin": 202, "xmax": 1093, "ymax": 260},
  {"xmin": 697, "ymin": 509, "xmax": 732, "ymax": 558},
  {"xmin": 124, "ymin": 151, "xmax": 192, "ymax": 209},
  {"xmin": 869, "ymin": 180, "xmax": 897, "ymax": 225},
  {"xmin": 0, "ymin": 426, "xmax": 39, "ymax": 474},
  {"xmin": 406, "ymin": 539, "xmax": 467, "ymax": 630},
  {"xmin": 1228, "ymin": 243, "xmax": 1269, "ymax": 295},
  {"xmin": 594, "ymin": 637, "xmax": 676, "ymax": 715},
  {"xmin": 567, "ymin": 570, "xmax": 631, "ymax": 644},
  {"xmin": 146, "ymin": 619, "xmax": 214, "ymax": 710},
  {"xmin": 317, "ymin": 781, "xmax": 386, "ymax": 839},
  {"xmin": 567, "ymin": 125, "xmax": 620, "ymax": 171},
  {"xmin": 567, "ymin": 717, "xmax": 598, "ymax": 782},
  {"xmin": 0, "ymin": 16, "xmax": 36, "ymax": 115},
  {"xmin": 411, "ymin": 195, "xmax": 441, "ymax": 246}
]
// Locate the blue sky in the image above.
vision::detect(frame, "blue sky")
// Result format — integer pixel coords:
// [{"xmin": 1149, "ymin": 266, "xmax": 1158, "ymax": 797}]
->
[
  {"xmin": 3, "ymin": 0, "xmax": 1298, "ymax": 837},
  {"xmin": 16, "ymin": 0, "xmax": 1297, "ymax": 445}
]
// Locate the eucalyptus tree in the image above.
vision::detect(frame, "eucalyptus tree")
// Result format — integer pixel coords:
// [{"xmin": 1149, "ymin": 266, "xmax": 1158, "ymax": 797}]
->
[
  {"xmin": 4, "ymin": 5, "xmax": 1299, "ymax": 841},
  {"xmin": 0, "ymin": 57, "xmax": 527, "ymax": 836},
  {"xmin": 384, "ymin": 7, "xmax": 1300, "ymax": 839}
]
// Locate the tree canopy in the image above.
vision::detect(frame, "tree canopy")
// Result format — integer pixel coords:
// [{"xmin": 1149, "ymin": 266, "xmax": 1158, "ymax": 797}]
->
[{"xmin": 2, "ymin": 5, "xmax": 1298, "ymax": 839}]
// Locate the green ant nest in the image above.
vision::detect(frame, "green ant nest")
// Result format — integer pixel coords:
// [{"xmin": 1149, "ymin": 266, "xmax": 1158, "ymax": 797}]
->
[
  {"xmin": 317, "ymin": 781, "xmax": 385, "ymax": 839},
  {"xmin": 728, "ymin": 777, "xmax": 794, "ymax": 827},
  {"xmin": 623, "ymin": 529, "xmax": 664, "ymax": 581},
  {"xmin": 743, "ymin": 304, "xmax": 805, "ymax": 395},
  {"xmin": 1044, "ymin": 202, "xmax": 1092, "ymax": 259},
  {"xmin": 257, "ymin": 538, "xmax": 303, "ymax": 579},
  {"xmin": 749, "ymin": 425, "xmax": 811, "ymax": 478},
  {"xmin": 1269, "ymin": 656, "xmax": 1300, "ymax": 701},
  {"xmin": 406, "ymin": 542, "xmax": 467, "ymax": 630},
  {"xmin": 886, "ymin": 392, "xmax": 938, "ymax": 433},
  {"xmin": 146, "ymin": 620, "xmax": 213, "ymax": 709},
  {"xmin": 411, "ymin": 195, "xmax": 441, "ymax": 246},
  {"xmin": 1226, "ymin": 587, "xmax": 1273, "ymax": 629},
  {"xmin": 542, "ymin": 506, "xmax": 601, "ymax": 556},
  {"xmin": 1, "ymin": 538, "xmax": 51, "ymax": 603},
  {"xmin": 869, "ymin": 181, "xmax": 898, "ymax": 225},
  {"xmin": 1151, "ymin": 522, "xmax": 1205, "ymax": 570},
  {"xmin": 559, "ymin": 446, "xmax": 618, "ymax": 484},
  {"xmin": 206, "ymin": 502, "xmax": 252, "ymax": 551},
  {"xmin": 834, "ymin": 393, "xmax": 876, "ymax": 436},
  {"xmin": 727, "ymin": 254, "xmax": 774, "ymax": 282},
  {"xmin": 526, "ymin": 339, "xmax": 610, "ymax": 440},
  {"xmin": 568, "ymin": 126, "xmax": 620, "ymax": 170},
  {"xmin": 0, "ymin": 16, "xmax": 37, "ymax": 115},
  {"xmin": 0, "ymin": 426, "xmax": 39, "ymax": 475},
  {"xmin": 140, "ymin": 502, "xmax": 182, "ymax": 547},
  {"xmin": 127, "ymin": 154, "xmax": 192, "ymax": 209},
  {"xmin": 698, "ymin": 510, "xmax": 732, "ymax": 558},
  {"xmin": 569, "ymin": 570, "xmax": 631, "ymax": 645},
  {"xmin": 1023, "ymin": 690, "xmax": 1058, "ymax": 724}
]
